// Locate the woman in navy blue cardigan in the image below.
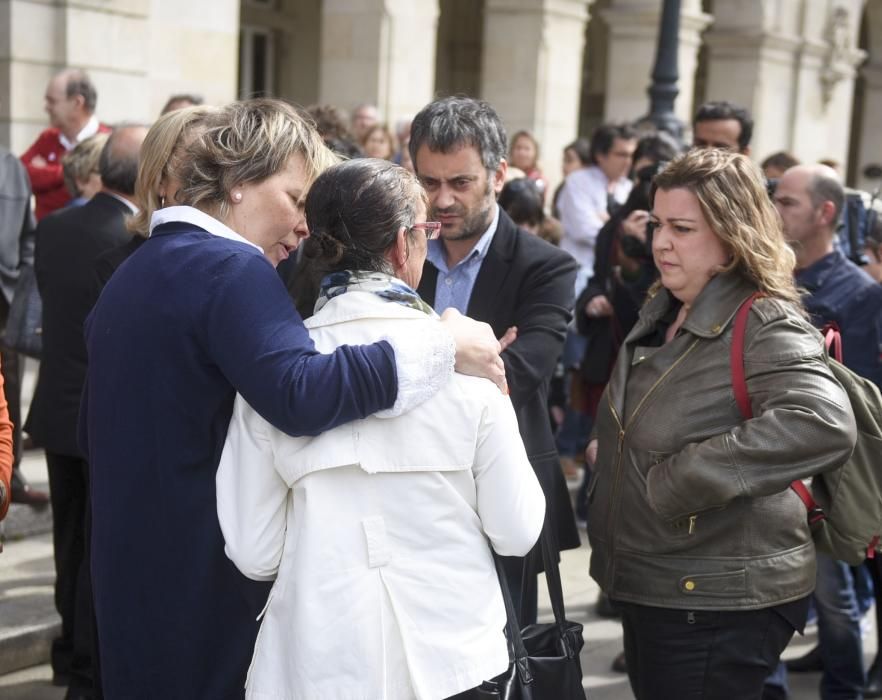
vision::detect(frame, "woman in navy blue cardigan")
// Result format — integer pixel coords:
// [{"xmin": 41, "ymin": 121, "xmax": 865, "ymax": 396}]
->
[{"xmin": 79, "ymin": 99, "xmax": 504, "ymax": 700}]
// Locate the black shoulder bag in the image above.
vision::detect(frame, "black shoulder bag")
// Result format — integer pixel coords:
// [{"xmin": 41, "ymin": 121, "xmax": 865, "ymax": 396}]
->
[{"xmin": 467, "ymin": 526, "xmax": 587, "ymax": 699}]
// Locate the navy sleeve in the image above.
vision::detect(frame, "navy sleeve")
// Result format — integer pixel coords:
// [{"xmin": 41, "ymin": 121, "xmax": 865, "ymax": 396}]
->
[{"xmin": 203, "ymin": 252, "xmax": 398, "ymax": 437}]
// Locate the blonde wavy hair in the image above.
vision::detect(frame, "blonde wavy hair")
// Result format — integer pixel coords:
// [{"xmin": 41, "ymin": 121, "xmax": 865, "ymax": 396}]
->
[
  {"xmin": 651, "ymin": 148, "xmax": 802, "ymax": 306},
  {"xmin": 62, "ymin": 132, "xmax": 108, "ymax": 197},
  {"xmin": 128, "ymin": 105, "xmax": 218, "ymax": 237},
  {"xmin": 176, "ymin": 98, "xmax": 338, "ymax": 222}
]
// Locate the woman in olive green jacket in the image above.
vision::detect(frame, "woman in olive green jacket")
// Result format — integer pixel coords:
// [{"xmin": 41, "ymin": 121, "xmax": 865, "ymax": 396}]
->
[{"xmin": 586, "ymin": 148, "xmax": 856, "ymax": 699}]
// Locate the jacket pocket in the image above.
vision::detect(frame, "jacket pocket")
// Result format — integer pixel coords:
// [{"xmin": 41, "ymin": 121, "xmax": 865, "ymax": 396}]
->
[{"xmin": 678, "ymin": 568, "xmax": 747, "ymax": 598}]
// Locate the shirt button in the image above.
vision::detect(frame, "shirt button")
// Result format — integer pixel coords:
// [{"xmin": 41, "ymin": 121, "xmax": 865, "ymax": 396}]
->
[{"xmin": 445, "ymin": 278, "xmax": 453, "ymax": 286}]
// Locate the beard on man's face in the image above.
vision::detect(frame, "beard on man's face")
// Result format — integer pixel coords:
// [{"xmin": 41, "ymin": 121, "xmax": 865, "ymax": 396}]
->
[{"xmin": 431, "ymin": 181, "xmax": 496, "ymax": 243}]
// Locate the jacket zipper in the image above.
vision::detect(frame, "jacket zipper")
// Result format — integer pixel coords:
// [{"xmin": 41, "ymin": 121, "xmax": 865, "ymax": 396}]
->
[{"xmin": 603, "ymin": 339, "xmax": 701, "ymax": 588}]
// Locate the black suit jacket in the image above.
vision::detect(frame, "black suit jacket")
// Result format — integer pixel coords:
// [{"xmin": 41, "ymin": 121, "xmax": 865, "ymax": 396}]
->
[
  {"xmin": 418, "ymin": 208, "xmax": 581, "ymax": 551},
  {"xmin": 27, "ymin": 193, "xmax": 133, "ymax": 456}
]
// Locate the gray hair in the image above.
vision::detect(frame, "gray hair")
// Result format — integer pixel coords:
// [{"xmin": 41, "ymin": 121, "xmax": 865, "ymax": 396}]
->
[
  {"xmin": 63, "ymin": 69, "xmax": 98, "ymax": 113},
  {"xmin": 408, "ymin": 96, "xmax": 507, "ymax": 173},
  {"xmin": 304, "ymin": 158, "xmax": 427, "ymax": 275},
  {"xmin": 807, "ymin": 170, "xmax": 845, "ymax": 227}
]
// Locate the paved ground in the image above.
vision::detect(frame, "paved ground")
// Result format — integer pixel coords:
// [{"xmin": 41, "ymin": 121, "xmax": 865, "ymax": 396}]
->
[{"xmin": 0, "ymin": 360, "xmax": 876, "ymax": 698}]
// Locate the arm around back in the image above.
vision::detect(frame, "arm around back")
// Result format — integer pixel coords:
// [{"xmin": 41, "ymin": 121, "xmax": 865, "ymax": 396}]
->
[{"xmin": 204, "ymin": 252, "xmax": 400, "ymax": 437}]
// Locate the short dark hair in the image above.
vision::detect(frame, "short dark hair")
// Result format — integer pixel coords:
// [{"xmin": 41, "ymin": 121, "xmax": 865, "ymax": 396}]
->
[
  {"xmin": 564, "ymin": 138, "xmax": 591, "ymax": 166},
  {"xmin": 65, "ymin": 69, "xmax": 98, "ymax": 113},
  {"xmin": 632, "ymin": 131, "xmax": 682, "ymax": 167},
  {"xmin": 499, "ymin": 178, "xmax": 544, "ymax": 230},
  {"xmin": 409, "ymin": 96, "xmax": 507, "ymax": 173},
  {"xmin": 98, "ymin": 125, "xmax": 145, "ymax": 196},
  {"xmin": 589, "ymin": 123, "xmax": 637, "ymax": 164},
  {"xmin": 161, "ymin": 93, "xmax": 204, "ymax": 115},
  {"xmin": 761, "ymin": 151, "xmax": 800, "ymax": 173},
  {"xmin": 693, "ymin": 101, "xmax": 754, "ymax": 151},
  {"xmin": 807, "ymin": 170, "xmax": 845, "ymax": 227},
  {"xmin": 304, "ymin": 158, "xmax": 427, "ymax": 275}
]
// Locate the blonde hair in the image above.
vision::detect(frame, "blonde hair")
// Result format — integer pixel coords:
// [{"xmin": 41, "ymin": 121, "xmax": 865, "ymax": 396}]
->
[
  {"xmin": 651, "ymin": 149, "xmax": 802, "ymax": 306},
  {"xmin": 128, "ymin": 105, "xmax": 218, "ymax": 237},
  {"xmin": 62, "ymin": 132, "xmax": 108, "ymax": 197},
  {"xmin": 177, "ymin": 98, "xmax": 338, "ymax": 221}
]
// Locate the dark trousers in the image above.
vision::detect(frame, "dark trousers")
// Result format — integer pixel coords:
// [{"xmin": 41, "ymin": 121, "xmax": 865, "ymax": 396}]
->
[
  {"xmin": 47, "ymin": 452, "xmax": 95, "ymax": 695},
  {"xmin": 618, "ymin": 601, "xmax": 795, "ymax": 700},
  {"xmin": 499, "ymin": 552, "xmax": 538, "ymax": 626}
]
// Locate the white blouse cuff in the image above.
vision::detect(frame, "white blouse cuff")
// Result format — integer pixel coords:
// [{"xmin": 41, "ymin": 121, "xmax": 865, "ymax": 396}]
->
[{"xmin": 377, "ymin": 324, "xmax": 456, "ymax": 417}]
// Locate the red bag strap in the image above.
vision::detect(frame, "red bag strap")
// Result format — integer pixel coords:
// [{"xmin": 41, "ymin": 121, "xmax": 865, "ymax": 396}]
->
[
  {"xmin": 731, "ymin": 294, "xmax": 759, "ymax": 420},
  {"xmin": 822, "ymin": 322, "xmax": 843, "ymax": 363},
  {"xmin": 729, "ymin": 293, "xmax": 826, "ymax": 523}
]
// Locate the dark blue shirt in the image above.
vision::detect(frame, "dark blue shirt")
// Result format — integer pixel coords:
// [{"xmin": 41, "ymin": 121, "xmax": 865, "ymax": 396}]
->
[
  {"xmin": 80, "ymin": 222, "xmax": 398, "ymax": 699},
  {"xmin": 795, "ymin": 249, "xmax": 882, "ymax": 388}
]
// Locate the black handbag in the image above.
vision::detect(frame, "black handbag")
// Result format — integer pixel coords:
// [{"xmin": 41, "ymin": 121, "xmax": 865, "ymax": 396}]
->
[
  {"xmin": 469, "ymin": 526, "xmax": 587, "ymax": 699},
  {"xmin": 1, "ymin": 263, "xmax": 42, "ymax": 358}
]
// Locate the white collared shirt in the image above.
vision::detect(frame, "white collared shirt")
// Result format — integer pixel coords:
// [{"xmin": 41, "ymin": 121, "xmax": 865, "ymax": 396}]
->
[
  {"xmin": 59, "ymin": 115, "xmax": 101, "ymax": 151},
  {"xmin": 149, "ymin": 205, "xmax": 263, "ymax": 253},
  {"xmin": 105, "ymin": 191, "xmax": 139, "ymax": 215}
]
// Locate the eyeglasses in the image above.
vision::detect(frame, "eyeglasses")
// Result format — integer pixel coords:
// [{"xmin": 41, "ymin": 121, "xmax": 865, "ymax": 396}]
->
[{"xmin": 410, "ymin": 222, "xmax": 442, "ymax": 240}]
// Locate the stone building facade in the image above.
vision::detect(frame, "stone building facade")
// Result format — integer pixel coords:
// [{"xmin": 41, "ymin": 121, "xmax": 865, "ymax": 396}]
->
[{"xmin": 1, "ymin": 0, "xmax": 879, "ymax": 193}]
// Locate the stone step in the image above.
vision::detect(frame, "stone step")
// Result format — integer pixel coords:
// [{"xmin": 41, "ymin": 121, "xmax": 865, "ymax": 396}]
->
[{"xmin": 0, "ymin": 533, "xmax": 59, "ymax": 677}]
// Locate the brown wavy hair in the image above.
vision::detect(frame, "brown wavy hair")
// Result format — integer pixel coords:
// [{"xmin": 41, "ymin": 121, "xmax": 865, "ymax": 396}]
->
[{"xmin": 651, "ymin": 149, "xmax": 802, "ymax": 306}]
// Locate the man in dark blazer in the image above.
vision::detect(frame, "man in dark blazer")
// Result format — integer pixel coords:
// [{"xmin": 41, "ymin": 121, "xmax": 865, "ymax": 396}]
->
[
  {"xmin": 27, "ymin": 124, "xmax": 147, "ymax": 700},
  {"xmin": 411, "ymin": 97, "xmax": 580, "ymax": 623}
]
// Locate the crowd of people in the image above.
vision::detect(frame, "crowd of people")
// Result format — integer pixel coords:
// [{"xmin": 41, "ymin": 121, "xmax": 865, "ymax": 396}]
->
[{"xmin": 0, "ymin": 65, "xmax": 880, "ymax": 700}]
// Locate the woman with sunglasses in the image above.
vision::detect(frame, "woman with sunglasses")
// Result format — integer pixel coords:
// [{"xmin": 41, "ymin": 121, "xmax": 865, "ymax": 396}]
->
[{"xmin": 216, "ymin": 158, "xmax": 545, "ymax": 700}]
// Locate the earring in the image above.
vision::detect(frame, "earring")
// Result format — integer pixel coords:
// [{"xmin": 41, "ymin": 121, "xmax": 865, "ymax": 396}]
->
[
  {"xmin": 159, "ymin": 195, "xmax": 166, "ymax": 208},
  {"xmin": 232, "ymin": 192, "xmax": 242, "ymax": 203}
]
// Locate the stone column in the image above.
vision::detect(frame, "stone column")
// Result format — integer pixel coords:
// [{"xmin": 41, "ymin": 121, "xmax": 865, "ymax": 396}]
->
[
  {"xmin": 2, "ymin": 0, "xmax": 240, "ymax": 152},
  {"xmin": 318, "ymin": 0, "xmax": 440, "ymax": 126},
  {"xmin": 147, "ymin": 0, "xmax": 241, "ymax": 115},
  {"xmin": 788, "ymin": 4, "xmax": 866, "ymax": 168},
  {"xmin": 480, "ymin": 0, "xmax": 593, "ymax": 197},
  {"xmin": 602, "ymin": 0, "xmax": 710, "ymax": 126},
  {"xmin": 855, "ymin": 63, "xmax": 882, "ymax": 192},
  {"xmin": 703, "ymin": 0, "xmax": 865, "ymax": 165}
]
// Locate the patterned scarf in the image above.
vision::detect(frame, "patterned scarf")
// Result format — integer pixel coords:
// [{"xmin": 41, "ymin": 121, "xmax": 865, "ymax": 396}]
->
[{"xmin": 315, "ymin": 270, "xmax": 436, "ymax": 316}]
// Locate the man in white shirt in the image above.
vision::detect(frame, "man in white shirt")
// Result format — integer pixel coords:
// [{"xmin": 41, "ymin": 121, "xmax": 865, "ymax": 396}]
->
[{"xmin": 557, "ymin": 122, "xmax": 638, "ymax": 294}]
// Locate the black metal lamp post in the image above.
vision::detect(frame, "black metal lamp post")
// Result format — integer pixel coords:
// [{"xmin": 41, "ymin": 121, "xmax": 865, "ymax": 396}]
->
[{"xmin": 644, "ymin": 0, "xmax": 685, "ymax": 144}]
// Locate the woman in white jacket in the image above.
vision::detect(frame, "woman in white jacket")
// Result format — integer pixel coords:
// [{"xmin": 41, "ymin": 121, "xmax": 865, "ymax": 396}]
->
[{"xmin": 216, "ymin": 158, "xmax": 546, "ymax": 700}]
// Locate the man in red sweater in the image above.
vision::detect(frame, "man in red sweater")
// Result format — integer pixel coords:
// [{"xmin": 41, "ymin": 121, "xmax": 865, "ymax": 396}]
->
[{"xmin": 21, "ymin": 69, "xmax": 110, "ymax": 221}]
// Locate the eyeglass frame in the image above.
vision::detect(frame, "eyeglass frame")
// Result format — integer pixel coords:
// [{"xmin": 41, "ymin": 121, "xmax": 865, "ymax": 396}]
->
[{"xmin": 409, "ymin": 221, "xmax": 442, "ymax": 240}]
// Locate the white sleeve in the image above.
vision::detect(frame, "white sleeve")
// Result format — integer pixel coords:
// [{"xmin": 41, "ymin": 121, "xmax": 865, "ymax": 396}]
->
[
  {"xmin": 216, "ymin": 395, "xmax": 290, "ymax": 581},
  {"xmin": 375, "ymin": 323, "xmax": 456, "ymax": 418},
  {"xmin": 472, "ymin": 390, "xmax": 546, "ymax": 556},
  {"xmin": 558, "ymin": 172, "xmax": 607, "ymax": 247}
]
